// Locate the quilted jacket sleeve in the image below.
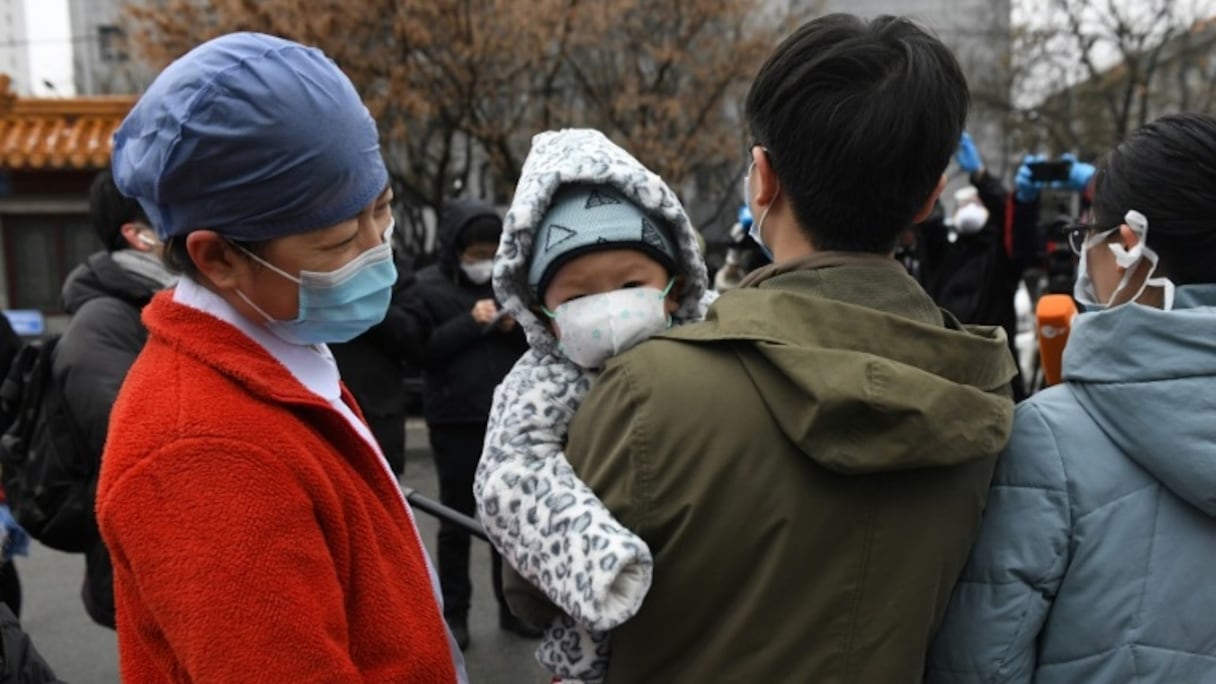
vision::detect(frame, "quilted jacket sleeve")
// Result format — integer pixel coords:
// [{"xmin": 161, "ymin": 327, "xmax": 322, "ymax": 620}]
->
[{"xmin": 925, "ymin": 401, "xmax": 1073, "ymax": 683}]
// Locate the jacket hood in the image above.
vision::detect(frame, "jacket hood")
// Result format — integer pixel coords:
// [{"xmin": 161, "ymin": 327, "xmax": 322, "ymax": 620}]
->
[
  {"xmin": 493, "ymin": 128, "xmax": 709, "ymax": 354},
  {"xmin": 663, "ymin": 268, "xmax": 1017, "ymax": 474},
  {"xmin": 1062, "ymin": 284, "xmax": 1216, "ymax": 516},
  {"xmin": 61, "ymin": 251, "xmax": 159, "ymax": 314},
  {"xmin": 435, "ymin": 198, "xmax": 501, "ymax": 279}
]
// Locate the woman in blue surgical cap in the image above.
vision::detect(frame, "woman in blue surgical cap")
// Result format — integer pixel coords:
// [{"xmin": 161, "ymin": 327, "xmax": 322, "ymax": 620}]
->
[{"xmin": 95, "ymin": 32, "xmax": 466, "ymax": 683}]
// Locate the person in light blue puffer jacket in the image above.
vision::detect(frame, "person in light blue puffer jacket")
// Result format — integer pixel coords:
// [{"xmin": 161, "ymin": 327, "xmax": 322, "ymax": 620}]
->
[{"xmin": 926, "ymin": 112, "xmax": 1216, "ymax": 684}]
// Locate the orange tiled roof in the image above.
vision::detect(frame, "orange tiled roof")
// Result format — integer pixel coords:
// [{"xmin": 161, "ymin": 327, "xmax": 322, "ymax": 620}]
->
[{"xmin": 0, "ymin": 75, "xmax": 136, "ymax": 171}]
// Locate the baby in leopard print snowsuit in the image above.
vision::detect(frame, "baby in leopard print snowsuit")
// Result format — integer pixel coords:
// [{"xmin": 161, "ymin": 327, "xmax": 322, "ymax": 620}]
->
[{"xmin": 474, "ymin": 129, "xmax": 712, "ymax": 683}]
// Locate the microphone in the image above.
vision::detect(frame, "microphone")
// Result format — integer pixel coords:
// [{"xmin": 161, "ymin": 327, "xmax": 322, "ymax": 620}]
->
[{"xmin": 1036, "ymin": 294, "xmax": 1077, "ymax": 387}]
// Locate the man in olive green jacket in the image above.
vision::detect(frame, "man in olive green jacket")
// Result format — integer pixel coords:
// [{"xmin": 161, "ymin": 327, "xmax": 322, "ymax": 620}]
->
[{"xmin": 506, "ymin": 13, "xmax": 1018, "ymax": 683}]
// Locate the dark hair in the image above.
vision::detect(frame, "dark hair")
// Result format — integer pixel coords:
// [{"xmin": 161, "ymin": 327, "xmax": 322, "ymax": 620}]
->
[
  {"xmin": 163, "ymin": 234, "xmax": 267, "ymax": 280},
  {"xmin": 457, "ymin": 215, "xmax": 503, "ymax": 252},
  {"xmin": 1091, "ymin": 112, "xmax": 1216, "ymax": 285},
  {"xmin": 89, "ymin": 168, "xmax": 150, "ymax": 252},
  {"xmin": 744, "ymin": 13, "xmax": 969, "ymax": 253}
]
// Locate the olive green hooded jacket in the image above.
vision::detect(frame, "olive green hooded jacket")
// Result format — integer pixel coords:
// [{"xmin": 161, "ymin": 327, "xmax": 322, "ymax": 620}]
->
[{"xmin": 506, "ymin": 252, "xmax": 1017, "ymax": 683}]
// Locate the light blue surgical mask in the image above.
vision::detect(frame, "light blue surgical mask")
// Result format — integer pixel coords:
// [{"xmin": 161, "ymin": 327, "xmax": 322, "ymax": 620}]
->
[{"xmin": 233, "ymin": 220, "xmax": 397, "ymax": 346}]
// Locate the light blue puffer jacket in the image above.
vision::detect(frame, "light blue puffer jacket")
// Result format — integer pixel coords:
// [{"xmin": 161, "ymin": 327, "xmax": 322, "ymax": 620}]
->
[{"xmin": 926, "ymin": 285, "xmax": 1216, "ymax": 683}]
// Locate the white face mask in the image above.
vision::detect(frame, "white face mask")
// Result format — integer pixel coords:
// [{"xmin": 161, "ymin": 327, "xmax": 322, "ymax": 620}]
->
[
  {"xmin": 461, "ymin": 259, "xmax": 494, "ymax": 285},
  {"xmin": 1074, "ymin": 210, "xmax": 1175, "ymax": 311},
  {"xmin": 544, "ymin": 281, "xmax": 674, "ymax": 369},
  {"xmin": 745, "ymin": 159, "xmax": 775, "ymax": 261},
  {"xmin": 952, "ymin": 202, "xmax": 990, "ymax": 235}
]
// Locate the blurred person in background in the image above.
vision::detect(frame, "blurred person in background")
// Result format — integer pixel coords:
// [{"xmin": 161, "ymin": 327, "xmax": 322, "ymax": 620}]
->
[
  {"xmin": 917, "ymin": 132, "xmax": 1026, "ymax": 399},
  {"xmin": 415, "ymin": 199, "xmax": 535, "ymax": 649},
  {"xmin": 51, "ymin": 169, "xmax": 178, "ymax": 629},
  {"xmin": 329, "ymin": 250, "xmax": 430, "ymax": 476}
]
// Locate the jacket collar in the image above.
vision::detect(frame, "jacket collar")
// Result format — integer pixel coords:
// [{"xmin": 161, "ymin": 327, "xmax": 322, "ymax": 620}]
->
[{"xmin": 739, "ymin": 250, "xmax": 907, "ymax": 289}]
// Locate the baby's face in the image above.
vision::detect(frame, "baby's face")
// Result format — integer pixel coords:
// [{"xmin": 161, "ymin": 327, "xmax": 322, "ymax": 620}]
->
[{"xmin": 542, "ymin": 249, "xmax": 679, "ymax": 338}]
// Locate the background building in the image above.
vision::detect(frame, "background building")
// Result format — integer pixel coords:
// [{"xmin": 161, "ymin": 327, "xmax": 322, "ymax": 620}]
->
[
  {"xmin": 0, "ymin": 0, "xmax": 31, "ymax": 95},
  {"xmin": 69, "ymin": 0, "xmax": 151, "ymax": 95},
  {"xmin": 817, "ymin": 0, "xmax": 1016, "ymax": 176},
  {"xmin": 0, "ymin": 75, "xmax": 133, "ymax": 331}
]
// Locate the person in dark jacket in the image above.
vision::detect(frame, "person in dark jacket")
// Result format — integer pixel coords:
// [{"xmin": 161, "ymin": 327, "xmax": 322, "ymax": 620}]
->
[
  {"xmin": 0, "ymin": 314, "xmax": 18, "ymax": 377},
  {"xmin": 51, "ymin": 168, "xmax": 177, "ymax": 629},
  {"xmin": 0, "ymin": 603, "xmax": 61, "ymax": 683},
  {"xmin": 329, "ymin": 252, "xmax": 430, "ymax": 475},
  {"xmin": 415, "ymin": 199, "xmax": 536, "ymax": 648},
  {"xmin": 917, "ymin": 133, "xmax": 1025, "ymax": 398},
  {"xmin": 0, "ymin": 314, "xmax": 26, "ymax": 617}
]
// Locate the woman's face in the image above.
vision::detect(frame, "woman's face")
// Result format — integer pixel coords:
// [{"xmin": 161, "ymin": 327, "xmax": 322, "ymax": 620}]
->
[{"xmin": 238, "ymin": 186, "xmax": 394, "ymax": 321}]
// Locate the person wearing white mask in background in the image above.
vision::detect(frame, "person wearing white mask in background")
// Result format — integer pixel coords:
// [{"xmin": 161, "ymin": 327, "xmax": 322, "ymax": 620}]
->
[
  {"xmin": 414, "ymin": 199, "xmax": 536, "ymax": 650},
  {"xmin": 928, "ymin": 112, "xmax": 1216, "ymax": 683},
  {"xmin": 917, "ymin": 131, "xmax": 1027, "ymax": 399},
  {"xmin": 951, "ymin": 186, "xmax": 989, "ymax": 237},
  {"xmin": 97, "ymin": 32, "xmax": 466, "ymax": 682}
]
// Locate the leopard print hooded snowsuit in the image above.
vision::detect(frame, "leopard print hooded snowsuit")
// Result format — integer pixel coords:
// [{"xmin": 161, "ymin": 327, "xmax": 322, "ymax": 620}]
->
[{"xmin": 475, "ymin": 128, "xmax": 712, "ymax": 682}]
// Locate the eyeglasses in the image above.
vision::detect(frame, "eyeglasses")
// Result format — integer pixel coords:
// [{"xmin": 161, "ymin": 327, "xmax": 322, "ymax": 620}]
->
[{"xmin": 1063, "ymin": 222, "xmax": 1119, "ymax": 255}]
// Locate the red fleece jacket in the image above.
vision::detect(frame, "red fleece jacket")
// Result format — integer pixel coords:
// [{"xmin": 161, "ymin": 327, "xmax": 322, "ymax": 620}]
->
[{"xmin": 97, "ymin": 292, "xmax": 456, "ymax": 683}]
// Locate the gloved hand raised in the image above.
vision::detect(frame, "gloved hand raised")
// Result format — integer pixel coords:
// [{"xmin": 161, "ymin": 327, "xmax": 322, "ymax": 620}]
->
[
  {"xmin": 954, "ymin": 131, "xmax": 983, "ymax": 174},
  {"xmin": 1015, "ymin": 153, "xmax": 1046, "ymax": 203},
  {"xmin": 1058, "ymin": 152, "xmax": 1096, "ymax": 192}
]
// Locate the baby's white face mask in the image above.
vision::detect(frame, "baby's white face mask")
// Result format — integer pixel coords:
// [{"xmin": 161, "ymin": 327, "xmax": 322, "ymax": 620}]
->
[
  {"xmin": 1074, "ymin": 209, "xmax": 1175, "ymax": 311},
  {"xmin": 543, "ymin": 280, "xmax": 674, "ymax": 369}
]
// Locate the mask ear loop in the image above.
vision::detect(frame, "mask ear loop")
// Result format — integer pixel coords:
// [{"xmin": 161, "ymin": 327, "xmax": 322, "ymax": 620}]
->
[
  {"xmin": 1105, "ymin": 210, "xmax": 1175, "ymax": 309},
  {"xmin": 228, "ymin": 239, "xmax": 302, "ymax": 285}
]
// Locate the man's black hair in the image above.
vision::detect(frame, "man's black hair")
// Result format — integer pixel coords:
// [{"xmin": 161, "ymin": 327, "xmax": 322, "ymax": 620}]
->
[
  {"xmin": 89, "ymin": 168, "xmax": 150, "ymax": 253},
  {"xmin": 744, "ymin": 13, "xmax": 969, "ymax": 253},
  {"xmin": 1091, "ymin": 112, "xmax": 1216, "ymax": 285}
]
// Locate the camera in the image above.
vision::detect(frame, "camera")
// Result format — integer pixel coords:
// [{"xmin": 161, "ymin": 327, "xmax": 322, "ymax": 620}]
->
[
  {"xmin": 1037, "ymin": 188, "xmax": 1080, "ymax": 295},
  {"xmin": 1027, "ymin": 159, "xmax": 1073, "ymax": 184}
]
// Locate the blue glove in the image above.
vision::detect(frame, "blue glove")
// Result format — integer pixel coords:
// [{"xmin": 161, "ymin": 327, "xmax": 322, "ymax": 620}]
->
[
  {"xmin": 0, "ymin": 504, "xmax": 29, "ymax": 560},
  {"xmin": 954, "ymin": 132, "xmax": 983, "ymax": 173},
  {"xmin": 1058, "ymin": 152, "xmax": 1095, "ymax": 192},
  {"xmin": 1015, "ymin": 153, "xmax": 1046, "ymax": 203},
  {"xmin": 737, "ymin": 204, "xmax": 753, "ymax": 230}
]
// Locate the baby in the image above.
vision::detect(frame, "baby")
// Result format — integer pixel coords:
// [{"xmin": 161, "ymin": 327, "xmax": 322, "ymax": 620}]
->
[{"xmin": 474, "ymin": 128, "xmax": 711, "ymax": 682}]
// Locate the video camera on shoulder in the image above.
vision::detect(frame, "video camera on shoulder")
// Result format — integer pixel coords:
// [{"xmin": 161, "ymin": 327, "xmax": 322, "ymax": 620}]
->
[{"xmin": 1038, "ymin": 188, "xmax": 1080, "ymax": 295}]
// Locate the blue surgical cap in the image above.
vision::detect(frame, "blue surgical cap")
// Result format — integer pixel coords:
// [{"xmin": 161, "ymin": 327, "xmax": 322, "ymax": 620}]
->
[{"xmin": 111, "ymin": 32, "xmax": 389, "ymax": 240}]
